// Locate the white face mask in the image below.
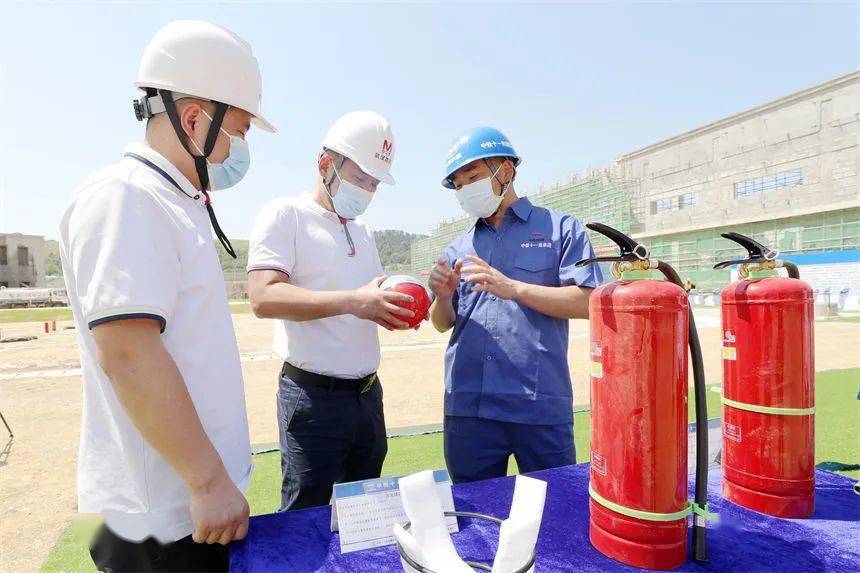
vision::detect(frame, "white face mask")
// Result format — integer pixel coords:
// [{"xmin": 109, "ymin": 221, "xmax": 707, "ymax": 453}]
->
[
  {"xmin": 327, "ymin": 166, "xmax": 374, "ymax": 219},
  {"xmin": 454, "ymin": 163, "xmax": 505, "ymax": 218}
]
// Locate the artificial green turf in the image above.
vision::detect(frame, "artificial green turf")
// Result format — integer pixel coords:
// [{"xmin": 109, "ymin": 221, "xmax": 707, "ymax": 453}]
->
[
  {"xmin": 832, "ymin": 314, "xmax": 860, "ymax": 323},
  {"xmin": 0, "ymin": 307, "xmax": 74, "ymax": 324},
  {"xmin": 810, "ymin": 368, "xmax": 860, "ymax": 479},
  {"xmin": 41, "ymin": 369, "xmax": 858, "ymax": 572}
]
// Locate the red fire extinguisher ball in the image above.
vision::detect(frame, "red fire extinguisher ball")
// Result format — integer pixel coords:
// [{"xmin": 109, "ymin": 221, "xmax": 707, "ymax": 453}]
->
[
  {"xmin": 715, "ymin": 232, "xmax": 815, "ymax": 518},
  {"xmin": 577, "ymin": 223, "xmax": 710, "ymax": 570},
  {"xmin": 379, "ymin": 275, "xmax": 431, "ymax": 328}
]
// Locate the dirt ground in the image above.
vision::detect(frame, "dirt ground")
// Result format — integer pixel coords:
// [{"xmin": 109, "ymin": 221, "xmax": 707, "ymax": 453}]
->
[{"xmin": 1, "ymin": 309, "xmax": 858, "ymax": 572}]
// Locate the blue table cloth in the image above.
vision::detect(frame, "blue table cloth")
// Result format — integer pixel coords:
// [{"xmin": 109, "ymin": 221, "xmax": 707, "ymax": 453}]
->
[{"xmin": 230, "ymin": 465, "xmax": 860, "ymax": 572}]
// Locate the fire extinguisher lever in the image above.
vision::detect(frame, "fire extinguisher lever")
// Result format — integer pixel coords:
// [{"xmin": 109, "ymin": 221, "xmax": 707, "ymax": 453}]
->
[
  {"xmin": 714, "ymin": 231, "xmax": 800, "ymax": 279},
  {"xmin": 713, "ymin": 232, "xmax": 778, "ymax": 269},
  {"xmin": 575, "ymin": 223, "xmax": 649, "ymax": 267}
]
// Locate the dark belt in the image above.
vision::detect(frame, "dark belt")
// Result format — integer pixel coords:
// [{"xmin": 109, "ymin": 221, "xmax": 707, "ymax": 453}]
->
[{"xmin": 280, "ymin": 361, "xmax": 378, "ymax": 394}]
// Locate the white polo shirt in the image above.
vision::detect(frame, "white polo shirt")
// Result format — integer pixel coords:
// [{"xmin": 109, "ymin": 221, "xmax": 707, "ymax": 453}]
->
[
  {"xmin": 247, "ymin": 194, "xmax": 383, "ymax": 378},
  {"xmin": 59, "ymin": 143, "xmax": 252, "ymax": 543}
]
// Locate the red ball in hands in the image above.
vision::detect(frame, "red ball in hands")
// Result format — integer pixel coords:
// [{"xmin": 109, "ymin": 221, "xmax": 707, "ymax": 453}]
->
[{"xmin": 380, "ymin": 275, "xmax": 431, "ymax": 328}]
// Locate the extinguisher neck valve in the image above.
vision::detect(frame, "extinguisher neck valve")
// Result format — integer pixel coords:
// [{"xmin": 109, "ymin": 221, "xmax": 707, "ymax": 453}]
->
[
  {"xmin": 739, "ymin": 261, "xmax": 779, "ymax": 280},
  {"xmin": 612, "ymin": 259, "xmax": 654, "ymax": 280}
]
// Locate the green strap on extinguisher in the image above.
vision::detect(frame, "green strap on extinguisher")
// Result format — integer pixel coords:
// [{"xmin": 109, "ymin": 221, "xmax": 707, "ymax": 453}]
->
[
  {"xmin": 720, "ymin": 395, "xmax": 815, "ymax": 416},
  {"xmin": 588, "ymin": 485, "xmax": 718, "ymax": 523}
]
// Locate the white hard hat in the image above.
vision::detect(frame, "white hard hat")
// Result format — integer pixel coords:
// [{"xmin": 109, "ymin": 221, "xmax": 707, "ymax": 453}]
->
[
  {"xmin": 322, "ymin": 111, "xmax": 395, "ymax": 184},
  {"xmin": 136, "ymin": 20, "xmax": 276, "ymax": 132}
]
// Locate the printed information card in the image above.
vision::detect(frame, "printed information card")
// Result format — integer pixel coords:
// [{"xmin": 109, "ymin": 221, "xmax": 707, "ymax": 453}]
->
[{"xmin": 331, "ymin": 469, "xmax": 458, "ymax": 554}]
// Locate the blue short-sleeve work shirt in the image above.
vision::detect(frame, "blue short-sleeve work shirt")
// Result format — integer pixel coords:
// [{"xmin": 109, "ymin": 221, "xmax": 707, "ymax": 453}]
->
[{"xmin": 442, "ymin": 197, "xmax": 603, "ymax": 425}]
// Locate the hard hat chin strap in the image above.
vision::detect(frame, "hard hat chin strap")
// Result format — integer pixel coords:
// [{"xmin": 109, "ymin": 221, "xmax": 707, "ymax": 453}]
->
[
  {"xmin": 158, "ymin": 89, "xmax": 237, "ymax": 259},
  {"xmin": 159, "ymin": 89, "xmax": 228, "ymax": 191}
]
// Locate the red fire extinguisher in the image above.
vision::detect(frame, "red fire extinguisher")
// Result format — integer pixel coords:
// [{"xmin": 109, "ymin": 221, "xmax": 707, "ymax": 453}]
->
[
  {"xmin": 576, "ymin": 223, "xmax": 711, "ymax": 570},
  {"xmin": 714, "ymin": 232, "xmax": 815, "ymax": 518}
]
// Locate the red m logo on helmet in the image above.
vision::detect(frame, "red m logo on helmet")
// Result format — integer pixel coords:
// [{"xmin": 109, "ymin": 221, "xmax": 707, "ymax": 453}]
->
[{"xmin": 382, "ymin": 139, "xmax": 393, "ymax": 154}]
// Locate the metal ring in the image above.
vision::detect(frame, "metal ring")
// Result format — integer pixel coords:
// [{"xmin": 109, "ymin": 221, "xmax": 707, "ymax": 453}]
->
[
  {"xmin": 633, "ymin": 244, "xmax": 650, "ymax": 260},
  {"xmin": 396, "ymin": 511, "xmax": 536, "ymax": 573}
]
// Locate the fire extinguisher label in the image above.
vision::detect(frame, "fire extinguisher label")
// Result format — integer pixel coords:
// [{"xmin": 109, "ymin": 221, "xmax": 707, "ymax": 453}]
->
[
  {"xmin": 590, "ymin": 342, "xmax": 603, "ymax": 379},
  {"xmin": 592, "ymin": 452, "xmax": 607, "ymax": 476},
  {"xmin": 724, "ymin": 422, "xmax": 742, "ymax": 443},
  {"xmin": 722, "ymin": 330, "xmax": 737, "ymax": 361}
]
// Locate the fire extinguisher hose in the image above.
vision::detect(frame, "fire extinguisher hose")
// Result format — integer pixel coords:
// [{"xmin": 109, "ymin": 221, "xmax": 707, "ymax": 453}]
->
[
  {"xmin": 656, "ymin": 260, "xmax": 710, "ymax": 562},
  {"xmin": 781, "ymin": 260, "xmax": 801, "ymax": 279}
]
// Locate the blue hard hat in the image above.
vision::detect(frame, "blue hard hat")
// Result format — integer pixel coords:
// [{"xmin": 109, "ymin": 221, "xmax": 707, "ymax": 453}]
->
[{"xmin": 441, "ymin": 127, "xmax": 521, "ymax": 189}]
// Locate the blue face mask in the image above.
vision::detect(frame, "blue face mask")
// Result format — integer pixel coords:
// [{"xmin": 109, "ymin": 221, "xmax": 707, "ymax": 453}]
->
[
  {"xmin": 191, "ymin": 111, "xmax": 251, "ymax": 191},
  {"xmin": 326, "ymin": 165, "xmax": 375, "ymax": 219}
]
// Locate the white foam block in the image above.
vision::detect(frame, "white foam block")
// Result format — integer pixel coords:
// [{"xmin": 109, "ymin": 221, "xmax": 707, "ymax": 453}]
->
[
  {"xmin": 509, "ymin": 475, "xmax": 547, "ymax": 523},
  {"xmin": 397, "ymin": 471, "xmax": 472, "ymax": 573},
  {"xmin": 491, "ymin": 476, "xmax": 547, "ymax": 573},
  {"xmin": 491, "ymin": 515, "xmax": 542, "ymax": 573},
  {"xmin": 398, "ymin": 471, "xmax": 448, "ymax": 546},
  {"xmin": 393, "ymin": 524, "xmax": 425, "ymax": 573}
]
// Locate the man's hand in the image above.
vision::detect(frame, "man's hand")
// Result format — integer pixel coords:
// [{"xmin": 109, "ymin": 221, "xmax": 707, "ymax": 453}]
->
[
  {"xmin": 351, "ymin": 276, "xmax": 415, "ymax": 330},
  {"xmin": 189, "ymin": 470, "xmax": 250, "ymax": 545},
  {"xmin": 428, "ymin": 258, "xmax": 463, "ymax": 299},
  {"xmin": 461, "ymin": 255, "xmax": 522, "ymax": 301}
]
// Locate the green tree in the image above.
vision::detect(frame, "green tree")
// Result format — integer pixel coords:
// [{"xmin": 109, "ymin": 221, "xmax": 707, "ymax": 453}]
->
[
  {"xmin": 373, "ymin": 229, "xmax": 427, "ymax": 270},
  {"xmin": 45, "ymin": 252, "xmax": 63, "ymax": 277},
  {"xmin": 212, "ymin": 231, "xmax": 426, "ymax": 277}
]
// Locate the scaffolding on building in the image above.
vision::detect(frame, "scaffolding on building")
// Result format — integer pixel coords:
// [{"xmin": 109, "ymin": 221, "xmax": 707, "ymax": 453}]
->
[
  {"xmin": 409, "ymin": 170, "xmax": 641, "ymax": 274},
  {"xmin": 410, "ymin": 217, "xmax": 475, "ymax": 275},
  {"xmin": 530, "ymin": 169, "xmax": 641, "ymax": 252},
  {"xmin": 410, "ymin": 165, "xmax": 859, "ymax": 289}
]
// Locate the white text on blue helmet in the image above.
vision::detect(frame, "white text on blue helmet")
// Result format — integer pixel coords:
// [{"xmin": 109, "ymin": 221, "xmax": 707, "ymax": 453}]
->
[{"xmin": 480, "ymin": 140, "xmax": 513, "ymax": 149}]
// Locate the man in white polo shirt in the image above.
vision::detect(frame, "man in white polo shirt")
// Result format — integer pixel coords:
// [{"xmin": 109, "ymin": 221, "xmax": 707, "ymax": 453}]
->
[
  {"xmin": 247, "ymin": 111, "xmax": 412, "ymax": 511},
  {"xmin": 59, "ymin": 21, "xmax": 276, "ymax": 572}
]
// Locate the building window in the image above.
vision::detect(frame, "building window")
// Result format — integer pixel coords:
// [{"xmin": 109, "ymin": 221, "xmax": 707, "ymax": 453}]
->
[
  {"xmin": 734, "ymin": 168, "xmax": 803, "ymax": 199},
  {"xmin": 680, "ymin": 192, "xmax": 697, "ymax": 208},
  {"xmin": 0, "ymin": 246, "xmax": 6, "ymax": 266},
  {"xmin": 652, "ymin": 198, "xmax": 674, "ymax": 214},
  {"xmin": 17, "ymin": 246, "xmax": 29, "ymax": 267}
]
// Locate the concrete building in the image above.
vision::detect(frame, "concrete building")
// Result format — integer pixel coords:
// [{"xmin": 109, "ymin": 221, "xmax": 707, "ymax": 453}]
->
[
  {"xmin": 0, "ymin": 233, "xmax": 46, "ymax": 288},
  {"xmin": 412, "ymin": 71, "xmax": 859, "ymax": 306}
]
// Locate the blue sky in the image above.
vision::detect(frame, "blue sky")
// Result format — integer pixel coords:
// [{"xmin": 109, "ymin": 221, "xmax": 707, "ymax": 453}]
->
[{"xmin": 1, "ymin": 1, "xmax": 857, "ymax": 240}]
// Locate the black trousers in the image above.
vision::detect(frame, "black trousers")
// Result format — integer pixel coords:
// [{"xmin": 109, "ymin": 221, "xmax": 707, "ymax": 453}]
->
[
  {"xmin": 277, "ymin": 371, "xmax": 387, "ymax": 511},
  {"xmin": 89, "ymin": 525, "xmax": 229, "ymax": 572}
]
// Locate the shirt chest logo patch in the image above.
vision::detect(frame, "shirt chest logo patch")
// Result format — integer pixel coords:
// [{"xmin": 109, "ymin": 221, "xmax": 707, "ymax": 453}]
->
[{"xmin": 521, "ymin": 234, "xmax": 552, "ymax": 249}]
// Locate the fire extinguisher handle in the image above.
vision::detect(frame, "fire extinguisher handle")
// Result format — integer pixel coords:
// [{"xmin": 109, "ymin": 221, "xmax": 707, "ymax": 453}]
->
[
  {"xmin": 576, "ymin": 223, "xmax": 649, "ymax": 267},
  {"xmin": 574, "ymin": 255, "xmax": 636, "ymax": 268},
  {"xmin": 713, "ymin": 258, "xmax": 752, "ymax": 270},
  {"xmin": 714, "ymin": 232, "xmax": 778, "ymax": 269}
]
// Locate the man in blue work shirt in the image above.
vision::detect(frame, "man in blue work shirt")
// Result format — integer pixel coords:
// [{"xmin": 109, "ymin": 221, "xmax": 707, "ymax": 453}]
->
[{"xmin": 428, "ymin": 127, "xmax": 603, "ymax": 483}]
